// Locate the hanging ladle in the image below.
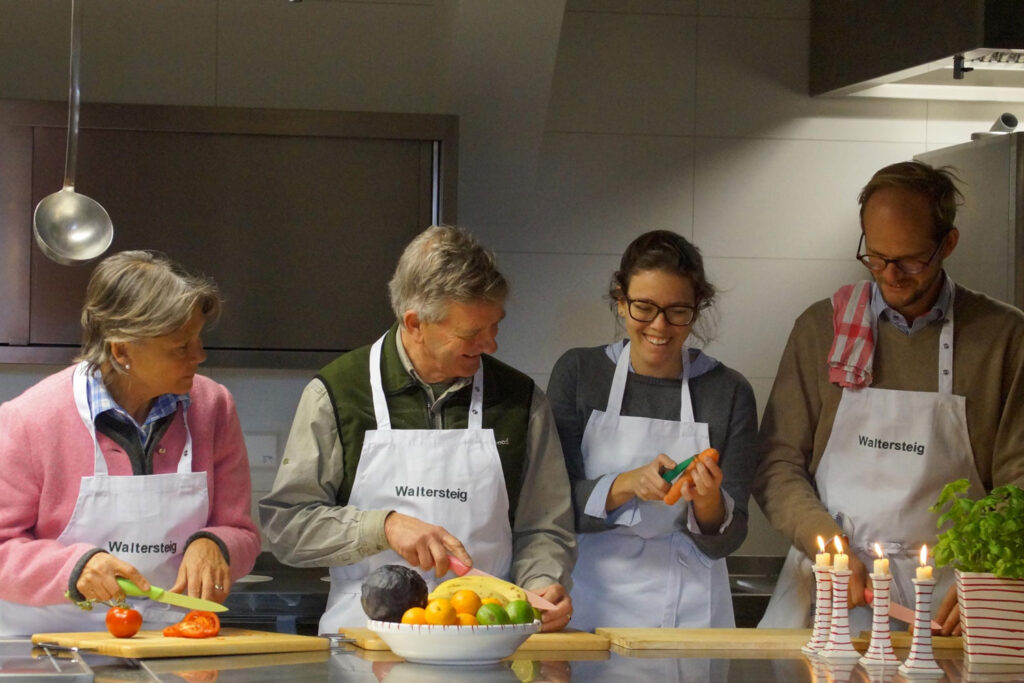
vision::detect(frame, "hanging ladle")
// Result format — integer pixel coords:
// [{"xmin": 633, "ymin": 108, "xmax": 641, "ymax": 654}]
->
[{"xmin": 33, "ymin": 0, "xmax": 113, "ymax": 265}]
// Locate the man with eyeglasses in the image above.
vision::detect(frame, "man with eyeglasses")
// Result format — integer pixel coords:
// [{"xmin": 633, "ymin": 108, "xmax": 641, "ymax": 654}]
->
[{"xmin": 754, "ymin": 161, "xmax": 1024, "ymax": 636}]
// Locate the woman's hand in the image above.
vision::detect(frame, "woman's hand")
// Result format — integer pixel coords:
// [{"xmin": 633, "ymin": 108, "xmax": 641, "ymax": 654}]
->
[
  {"xmin": 606, "ymin": 454, "xmax": 675, "ymax": 511},
  {"xmin": 678, "ymin": 454, "xmax": 725, "ymax": 532},
  {"xmin": 77, "ymin": 553, "xmax": 150, "ymax": 603},
  {"xmin": 169, "ymin": 537, "xmax": 231, "ymax": 602}
]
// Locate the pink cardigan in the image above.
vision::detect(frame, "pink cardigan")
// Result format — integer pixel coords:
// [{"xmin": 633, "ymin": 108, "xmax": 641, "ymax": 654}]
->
[{"xmin": 0, "ymin": 365, "xmax": 260, "ymax": 606}]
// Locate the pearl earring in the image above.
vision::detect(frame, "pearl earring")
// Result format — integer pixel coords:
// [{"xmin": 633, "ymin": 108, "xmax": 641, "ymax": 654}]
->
[{"xmin": 124, "ymin": 363, "xmax": 131, "ymax": 370}]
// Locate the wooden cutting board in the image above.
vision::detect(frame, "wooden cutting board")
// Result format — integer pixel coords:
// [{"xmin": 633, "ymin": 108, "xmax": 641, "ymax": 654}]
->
[
  {"xmin": 338, "ymin": 627, "xmax": 609, "ymax": 652},
  {"xmin": 595, "ymin": 627, "xmax": 963, "ymax": 651},
  {"xmin": 32, "ymin": 628, "xmax": 328, "ymax": 658}
]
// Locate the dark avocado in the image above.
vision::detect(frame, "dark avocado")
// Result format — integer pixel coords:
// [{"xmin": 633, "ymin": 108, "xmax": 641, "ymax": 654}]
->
[{"xmin": 361, "ymin": 564, "xmax": 428, "ymax": 622}]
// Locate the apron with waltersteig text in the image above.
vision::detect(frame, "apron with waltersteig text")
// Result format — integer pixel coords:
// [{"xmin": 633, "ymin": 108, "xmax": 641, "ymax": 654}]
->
[
  {"xmin": 570, "ymin": 342, "xmax": 733, "ymax": 631},
  {"xmin": 0, "ymin": 362, "xmax": 210, "ymax": 636},
  {"xmin": 320, "ymin": 334, "xmax": 513, "ymax": 632},
  {"xmin": 760, "ymin": 291, "xmax": 984, "ymax": 630}
]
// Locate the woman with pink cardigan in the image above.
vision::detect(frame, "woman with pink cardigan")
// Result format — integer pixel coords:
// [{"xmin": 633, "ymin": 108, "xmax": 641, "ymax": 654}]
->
[{"xmin": 0, "ymin": 251, "xmax": 260, "ymax": 636}]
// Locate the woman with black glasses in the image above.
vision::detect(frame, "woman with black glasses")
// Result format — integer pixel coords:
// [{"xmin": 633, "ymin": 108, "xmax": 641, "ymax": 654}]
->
[{"xmin": 547, "ymin": 230, "xmax": 758, "ymax": 631}]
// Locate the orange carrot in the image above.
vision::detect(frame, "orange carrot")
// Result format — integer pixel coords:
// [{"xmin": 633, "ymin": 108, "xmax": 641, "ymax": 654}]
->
[{"xmin": 663, "ymin": 448, "xmax": 720, "ymax": 505}]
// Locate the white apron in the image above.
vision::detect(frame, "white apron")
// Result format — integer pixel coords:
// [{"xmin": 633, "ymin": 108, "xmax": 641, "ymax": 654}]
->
[
  {"xmin": 570, "ymin": 342, "xmax": 733, "ymax": 631},
  {"xmin": 0, "ymin": 362, "xmax": 210, "ymax": 636},
  {"xmin": 760, "ymin": 292, "xmax": 984, "ymax": 630},
  {"xmin": 320, "ymin": 334, "xmax": 513, "ymax": 632}
]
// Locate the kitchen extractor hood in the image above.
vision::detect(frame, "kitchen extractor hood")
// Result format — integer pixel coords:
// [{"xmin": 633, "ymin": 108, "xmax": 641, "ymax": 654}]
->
[{"xmin": 811, "ymin": 0, "xmax": 1024, "ymax": 101}]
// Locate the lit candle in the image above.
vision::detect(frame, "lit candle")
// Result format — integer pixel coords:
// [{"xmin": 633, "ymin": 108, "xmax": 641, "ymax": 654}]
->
[
  {"xmin": 916, "ymin": 545, "xmax": 933, "ymax": 580},
  {"xmin": 873, "ymin": 542, "xmax": 890, "ymax": 576},
  {"xmin": 815, "ymin": 535, "xmax": 832, "ymax": 567},
  {"xmin": 833, "ymin": 536, "xmax": 849, "ymax": 571}
]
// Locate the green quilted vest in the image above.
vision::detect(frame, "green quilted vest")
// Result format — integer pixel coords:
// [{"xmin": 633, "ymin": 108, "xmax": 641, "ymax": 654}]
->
[{"xmin": 317, "ymin": 324, "xmax": 533, "ymax": 522}]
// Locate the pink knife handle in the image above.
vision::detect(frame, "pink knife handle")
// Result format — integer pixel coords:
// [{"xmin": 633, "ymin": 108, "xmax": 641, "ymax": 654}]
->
[
  {"xmin": 447, "ymin": 555, "xmax": 470, "ymax": 576},
  {"xmin": 864, "ymin": 586, "xmax": 942, "ymax": 631}
]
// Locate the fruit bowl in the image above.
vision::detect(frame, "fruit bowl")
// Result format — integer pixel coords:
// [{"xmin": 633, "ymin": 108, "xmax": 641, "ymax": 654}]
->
[{"xmin": 366, "ymin": 619, "xmax": 540, "ymax": 665}]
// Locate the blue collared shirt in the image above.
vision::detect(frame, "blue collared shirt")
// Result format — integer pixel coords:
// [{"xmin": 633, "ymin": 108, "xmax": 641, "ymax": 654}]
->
[
  {"xmin": 86, "ymin": 370, "xmax": 189, "ymax": 446},
  {"xmin": 870, "ymin": 273, "xmax": 953, "ymax": 335}
]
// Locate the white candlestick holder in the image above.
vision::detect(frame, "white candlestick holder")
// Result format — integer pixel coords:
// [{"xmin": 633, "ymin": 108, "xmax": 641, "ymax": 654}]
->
[
  {"xmin": 802, "ymin": 564, "xmax": 833, "ymax": 655},
  {"xmin": 897, "ymin": 577, "xmax": 943, "ymax": 677},
  {"xmin": 859, "ymin": 573, "xmax": 900, "ymax": 667},
  {"xmin": 819, "ymin": 568, "xmax": 861, "ymax": 660}
]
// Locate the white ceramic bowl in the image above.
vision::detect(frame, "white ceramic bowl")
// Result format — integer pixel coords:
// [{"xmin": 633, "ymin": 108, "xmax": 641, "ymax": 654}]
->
[{"xmin": 366, "ymin": 619, "xmax": 540, "ymax": 665}]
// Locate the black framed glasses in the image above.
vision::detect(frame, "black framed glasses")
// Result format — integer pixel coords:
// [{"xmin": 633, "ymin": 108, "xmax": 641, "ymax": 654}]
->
[
  {"xmin": 856, "ymin": 233, "xmax": 945, "ymax": 274},
  {"xmin": 624, "ymin": 297, "xmax": 696, "ymax": 326}
]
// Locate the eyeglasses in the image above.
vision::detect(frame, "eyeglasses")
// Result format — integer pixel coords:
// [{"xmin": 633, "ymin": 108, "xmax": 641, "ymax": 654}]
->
[
  {"xmin": 856, "ymin": 233, "xmax": 945, "ymax": 274},
  {"xmin": 624, "ymin": 297, "xmax": 696, "ymax": 326}
]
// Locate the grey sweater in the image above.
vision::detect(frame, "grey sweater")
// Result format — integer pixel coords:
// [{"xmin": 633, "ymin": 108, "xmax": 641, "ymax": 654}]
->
[{"xmin": 547, "ymin": 343, "xmax": 759, "ymax": 559}]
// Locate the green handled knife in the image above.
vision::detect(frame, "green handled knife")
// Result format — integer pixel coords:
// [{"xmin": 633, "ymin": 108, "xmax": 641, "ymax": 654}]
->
[
  {"xmin": 661, "ymin": 454, "xmax": 697, "ymax": 484},
  {"xmin": 117, "ymin": 578, "xmax": 228, "ymax": 612}
]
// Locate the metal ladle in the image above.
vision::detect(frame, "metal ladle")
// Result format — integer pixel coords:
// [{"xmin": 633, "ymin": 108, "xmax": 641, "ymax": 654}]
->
[{"xmin": 33, "ymin": 0, "xmax": 113, "ymax": 265}]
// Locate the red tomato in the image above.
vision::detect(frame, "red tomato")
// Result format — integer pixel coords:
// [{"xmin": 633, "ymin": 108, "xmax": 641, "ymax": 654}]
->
[
  {"xmin": 162, "ymin": 610, "xmax": 220, "ymax": 638},
  {"xmin": 106, "ymin": 606, "xmax": 143, "ymax": 638}
]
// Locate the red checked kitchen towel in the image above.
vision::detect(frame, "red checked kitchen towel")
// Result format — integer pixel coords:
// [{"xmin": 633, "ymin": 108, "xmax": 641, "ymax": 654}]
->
[{"xmin": 827, "ymin": 281, "xmax": 874, "ymax": 388}]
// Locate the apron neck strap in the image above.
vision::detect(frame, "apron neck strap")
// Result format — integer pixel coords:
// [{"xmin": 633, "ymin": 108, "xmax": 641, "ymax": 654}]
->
[
  {"xmin": 72, "ymin": 362, "xmax": 193, "ymax": 475},
  {"xmin": 369, "ymin": 333, "xmax": 485, "ymax": 431},
  {"xmin": 608, "ymin": 342, "xmax": 695, "ymax": 422}
]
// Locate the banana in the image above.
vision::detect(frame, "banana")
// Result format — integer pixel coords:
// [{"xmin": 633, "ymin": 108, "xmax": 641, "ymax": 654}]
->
[{"xmin": 428, "ymin": 575, "xmax": 527, "ymax": 606}]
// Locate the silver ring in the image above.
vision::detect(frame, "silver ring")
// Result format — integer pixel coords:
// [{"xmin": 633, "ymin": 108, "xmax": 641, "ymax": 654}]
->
[{"xmin": 214, "ymin": 584, "xmax": 224, "ymax": 591}]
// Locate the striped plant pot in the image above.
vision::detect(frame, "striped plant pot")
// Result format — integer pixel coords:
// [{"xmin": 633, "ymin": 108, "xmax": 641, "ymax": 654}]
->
[{"xmin": 956, "ymin": 570, "xmax": 1024, "ymax": 664}]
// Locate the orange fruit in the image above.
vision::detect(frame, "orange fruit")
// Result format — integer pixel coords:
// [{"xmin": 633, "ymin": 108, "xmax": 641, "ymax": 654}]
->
[
  {"xmin": 424, "ymin": 598, "xmax": 457, "ymax": 625},
  {"xmin": 480, "ymin": 597, "xmax": 504, "ymax": 607},
  {"xmin": 455, "ymin": 612, "xmax": 479, "ymax": 626},
  {"xmin": 450, "ymin": 589, "xmax": 482, "ymax": 615},
  {"xmin": 401, "ymin": 607, "xmax": 427, "ymax": 625}
]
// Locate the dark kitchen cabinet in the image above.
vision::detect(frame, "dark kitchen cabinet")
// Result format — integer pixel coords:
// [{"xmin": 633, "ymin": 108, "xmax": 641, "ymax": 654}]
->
[{"xmin": 0, "ymin": 100, "xmax": 457, "ymax": 367}]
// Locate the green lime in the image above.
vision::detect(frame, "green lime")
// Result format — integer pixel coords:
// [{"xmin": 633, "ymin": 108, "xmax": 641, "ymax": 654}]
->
[
  {"xmin": 505, "ymin": 599, "xmax": 534, "ymax": 624},
  {"xmin": 532, "ymin": 606, "xmax": 542, "ymax": 622},
  {"xmin": 476, "ymin": 602, "xmax": 511, "ymax": 625}
]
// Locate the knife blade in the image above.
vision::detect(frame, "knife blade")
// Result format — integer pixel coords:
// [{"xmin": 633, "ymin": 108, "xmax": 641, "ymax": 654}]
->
[
  {"xmin": 117, "ymin": 578, "xmax": 228, "ymax": 613},
  {"xmin": 446, "ymin": 556, "xmax": 557, "ymax": 611},
  {"xmin": 864, "ymin": 587, "xmax": 941, "ymax": 631}
]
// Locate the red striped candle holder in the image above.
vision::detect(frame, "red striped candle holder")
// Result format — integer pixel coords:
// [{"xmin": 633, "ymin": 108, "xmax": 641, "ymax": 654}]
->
[
  {"xmin": 819, "ymin": 568, "xmax": 861, "ymax": 660},
  {"xmin": 802, "ymin": 564, "xmax": 833, "ymax": 655},
  {"xmin": 859, "ymin": 573, "xmax": 900, "ymax": 667},
  {"xmin": 956, "ymin": 570, "xmax": 1024, "ymax": 666},
  {"xmin": 898, "ymin": 578, "xmax": 943, "ymax": 677}
]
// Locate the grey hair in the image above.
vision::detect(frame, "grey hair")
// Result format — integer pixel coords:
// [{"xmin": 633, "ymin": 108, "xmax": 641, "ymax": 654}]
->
[
  {"xmin": 388, "ymin": 225, "xmax": 508, "ymax": 324},
  {"xmin": 76, "ymin": 251, "xmax": 222, "ymax": 375}
]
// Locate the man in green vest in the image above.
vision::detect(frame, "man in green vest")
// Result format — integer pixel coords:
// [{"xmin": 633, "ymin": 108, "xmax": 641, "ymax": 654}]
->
[{"xmin": 260, "ymin": 226, "xmax": 576, "ymax": 633}]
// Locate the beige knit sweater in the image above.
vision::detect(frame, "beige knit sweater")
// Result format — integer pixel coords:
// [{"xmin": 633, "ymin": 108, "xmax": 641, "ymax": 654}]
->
[{"xmin": 753, "ymin": 282, "xmax": 1024, "ymax": 558}]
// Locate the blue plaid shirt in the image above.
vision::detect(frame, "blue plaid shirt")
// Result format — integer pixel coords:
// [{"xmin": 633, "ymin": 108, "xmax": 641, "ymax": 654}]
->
[{"xmin": 86, "ymin": 370, "xmax": 189, "ymax": 447}]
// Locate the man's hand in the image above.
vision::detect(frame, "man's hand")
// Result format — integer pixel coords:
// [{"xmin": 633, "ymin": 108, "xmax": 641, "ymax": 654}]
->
[
  {"xmin": 170, "ymin": 537, "xmax": 231, "ymax": 602},
  {"xmin": 384, "ymin": 512, "xmax": 470, "ymax": 577},
  {"xmin": 533, "ymin": 584, "xmax": 572, "ymax": 632},
  {"xmin": 606, "ymin": 454, "xmax": 675, "ymax": 510},
  {"xmin": 936, "ymin": 582, "xmax": 962, "ymax": 636},
  {"xmin": 846, "ymin": 553, "xmax": 869, "ymax": 608},
  {"xmin": 77, "ymin": 553, "xmax": 149, "ymax": 603}
]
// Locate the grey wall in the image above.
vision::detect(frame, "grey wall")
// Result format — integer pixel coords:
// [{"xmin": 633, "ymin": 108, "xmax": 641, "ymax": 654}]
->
[{"xmin": 1, "ymin": 0, "xmax": 1019, "ymax": 555}]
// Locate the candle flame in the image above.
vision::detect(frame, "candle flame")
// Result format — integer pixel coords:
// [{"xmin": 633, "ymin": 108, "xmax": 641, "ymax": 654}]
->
[
  {"xmin": 874, "ymin": 542, "xmax": 883, "ymax": 559},
  {"xmin": 833, "ymin": 535, "xmax": 844, "ymax": 554},
  {"xmin": 920, "ymin": 544, "xmax": 928, "ymax": 566},
  {"xmin": 817, "ymin": 536, "xmax": 826, "ymax": 553}
]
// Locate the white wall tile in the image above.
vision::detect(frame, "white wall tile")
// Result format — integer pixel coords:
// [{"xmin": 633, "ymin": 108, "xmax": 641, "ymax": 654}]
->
[
  {"xmin": 738, "ymin": 499, "xmax": 789, "ymax": 555},
  {"xmin": 494, "ymin": 251, "xmax": 622, "ymax": 376},
  {"xmin": 0, "ymin": 365, "xmax": 66, "ymax": 402},
  {"xmin": 205, "ymin": 368, "xmax": 313, "ymax": 443},
  {"xmin": 696, "ymin": 16, "xmax": 928, "ymax": 141},
  {"xmin": 746, "ymin": 375, "xmax": 774, "ymax": 422},
  {"xmin": 693, "ymin": 137, "xmax": 924, "ymax": 259},
  {"xmin": 216, "ymin": 0, "xmax": 443, "ymax": 112},
  {"xmin": 546, "ymin": 11, "xmax": 696, "ymax": 136},
  {"xmin": 481, "ymin": 132, "xmax": 695, "ymax": 254},
  {"xmin": 697, "ymin": 0, "xmax": 808, "ymax": 19},
  {"xmin": 701, "ymin": 256, "xmax": 864, "ymax": 380},
  {"xmin": 926, "ymin": 101, "xmax": 1024, "ymax": 146}
]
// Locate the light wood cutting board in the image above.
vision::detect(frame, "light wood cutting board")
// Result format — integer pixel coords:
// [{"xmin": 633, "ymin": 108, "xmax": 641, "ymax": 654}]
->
[
  {"xmin": 338, "ymin": 627, "xmax": 609, "ymax": 652},
  {"xmin": 595, "ymin": 627, "xmax": 962, "ymax": 651},
  {"xmin": 32, "ymin": 628, "xmax": 328, "ymax": 658}
]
